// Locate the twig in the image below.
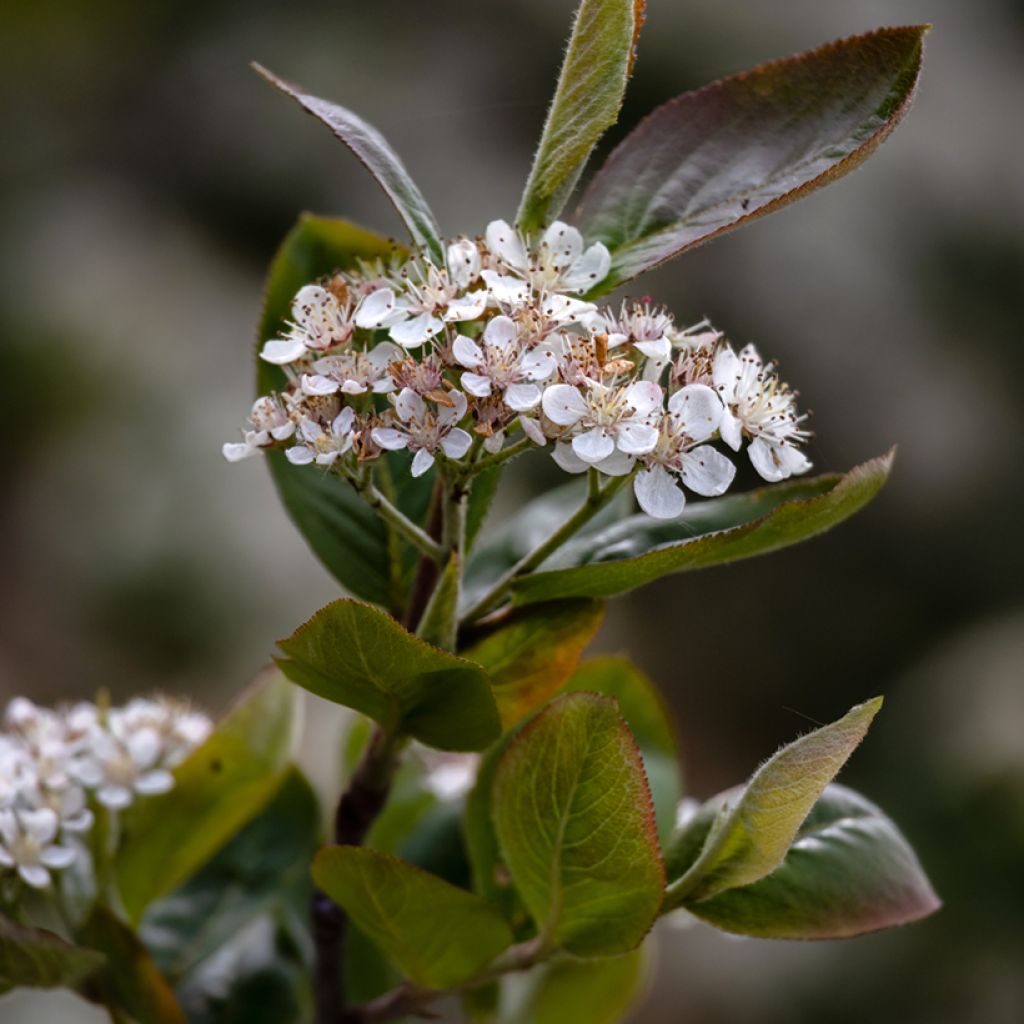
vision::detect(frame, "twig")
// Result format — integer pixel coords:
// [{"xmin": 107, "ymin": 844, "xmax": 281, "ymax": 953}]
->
[{"xmin": 347, "ymin": 472, "xmax": 446, "ymax": 564}]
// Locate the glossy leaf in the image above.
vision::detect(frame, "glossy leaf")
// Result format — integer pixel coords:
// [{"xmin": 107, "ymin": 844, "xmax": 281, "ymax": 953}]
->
[
  {"xmin": 116, "ymin": 670, "xmax": 300, "ymax": 923},
  {"xmin": 512, "ymin": 452, "xmax": 893, "ymax": 604},
  {"xmin": 463, "ymin": 599, "xmax": 605, "ymax": 727},
  {"xmin": 312, "ymin": 846, "xmax": 514, "ymax": 988},
  {"xmin": 493, "ymin": 693, "xmax": 664, "ymax": 955},
  {"xmin": 0, "ymin": 918, "xmax": 104, "ymax": 991},
  {"xmin": 522, "ymin": 948, "xmax": 646, "ymax": 1024},
  {"xmin": 254, "ymin": 65, "xmax": 444, "ymax": 263},
  {"xmin": 666, "ymin": 698, "xmax": 882, "ymax": 907},
  {"xmin": 517, "ymin": 0, "xmax": 646, "ymax": 231},
  {"xmin": 576, "ymin": 26, "xmax": 928, "ymax": 289},
  {"xmin": 276, "ymin": 598, "xmax": 500, "ymax": 751},
  {"xmin": 78, "ymin": 908, "xmax": 185, "ymax": 1024},
  {"xmin": 561, "ymin": 656, "xmax": 681, "ymax": 843},
  {"xmin": 675, "ymin": 784, "xmax": 940, "ymax": 939}
]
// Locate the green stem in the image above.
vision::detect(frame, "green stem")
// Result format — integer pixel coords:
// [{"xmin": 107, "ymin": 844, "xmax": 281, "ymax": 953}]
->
[
  {"xmin": 462, "ymin": 435, "xmax": 534, "ymax": 477},
  {"xmin": 462, "ymin": 470, "xmax": 632, "ymax": 624},
  {"xmin": 346, "ymin": 471, "xmax": 445, "ymax": 563}
]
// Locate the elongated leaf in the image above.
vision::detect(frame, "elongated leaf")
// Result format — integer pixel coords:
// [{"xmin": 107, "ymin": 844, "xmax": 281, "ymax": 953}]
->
[
  {"xmin": 576, "ymin": 27, "xmax": 928, "ymax": 289},
  {"xmin": 78, "ymin": 908, "xmax": 185, "ymax": 1024},
  {"xmin": 513, "ymin": 452, "xmax": 893, "ymax": 604},
  {"xmin": 666, "ymin": 698, "xmax": 882, "ymax": 907},
  {"xmin": 561, "ymin": 656, "xmax": 681, "ymax": 843},
  {"xmin": 276, "ymin": 598, "xmax": 500, "ymax": 751},
  {"xmin": 463, "ymin": 599, "xmax": 605, "ymax": 727},
  {"xmin": 416, "ymin": 552, "xmax": 461, "ymax": 651},
  {"xmin": 675, "ymin": 784, "xmax": 940, "ymax": 938},
  {"xmin": 517, "ymin": 0, "xmax": 646, "ymax": 231},
  {"xmin": 493, "ymin": 693, "xmax": 664, "ymax": 956},
  {"xmin": 0, "ymin": 918, "xmax": 104, "ymax": 991},
  {"xmin": 256, "ymin": 214, "xmax": 435, "ymax": 610},
  {"xmin": 312, "ymin": 847, "xmax": 513, "ymax": 988},
  {"xmin": 522, "ymin": 948, "xmax": 646, "ymax": 1024},
  {"xmin": 254, "ymin": 65, "xmax": 444, "ymax": 263},
  {"xmin": 116, "ymin": 670, "xmax": 300, "ymax": 923}
]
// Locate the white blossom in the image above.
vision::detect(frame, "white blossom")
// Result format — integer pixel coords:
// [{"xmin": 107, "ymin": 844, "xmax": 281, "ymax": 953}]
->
[
  {"xmin": 485, "ymin": 219, "xmax": 611, "ymax": 295},
  {"xmin": 285, "ymin": 408, "xmax": 357, "ymax": 467},
  {"xmin": 0, "ymin": 808, "xmax": 75, "ymax": 889},
  {"xmin": 260, "ymin": 285, "xmax": 357, "ymax": 365},
  {"xmin": 372, "ymin": 388, "xmax": 473, "ymax": 477}
]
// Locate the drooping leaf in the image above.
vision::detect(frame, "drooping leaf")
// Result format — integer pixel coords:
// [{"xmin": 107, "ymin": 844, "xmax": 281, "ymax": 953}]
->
[
  {"xmin": 463, "ymin": 600, "xmax": 605, "ymax": 727},
  {"xmin": 275, "ymin": 598, "xmax": 500, "ymax": 751},
  {"xmin": 256, "ymin": 214, "xmax": 437, "ymax": 611},
  {"xmin": 517, "ymin": 0, "xmax": 647, "ymax": 231},
  {"xmin": 312, "ymin": 846, "xmax": 514, "ymax": 989},
  {"xmin": 78, "ymin": 908, "xmax": 185, "ymax": 1024},
  {"xmin": 672, "ymin": 784, "xmax": 940, "ymax": 939},
  {"xmin": 254, "ymin": 65, "xmax": 444, "ymax": 263},
  {"xmin": 512, "ymin": 452, "xmax": 893, "ymax": 605},
  {"xmin": 116, "ymin": 670, "xmax": 300, "ymax": 923},
  {"xmin": 521, "ymin": 947, "xmax": 646, "ymax": 1024},
  {"xmin": 0, "ymin": 918, "xmax": 104, "ymax": 992},
  {"xmin": 665, "ymin": 698, "xmax": 882, "ymax": 907},
  {"xmin": 576, "ymin": 26, "xmax": 928, "ymax": 289},
  {"xmin": 561, "ymin": 656, "xmax": 682, "ymax": 843},
  {"xmin": 492, "ymin": 693, "xmax": 664, "ymax": 956}
]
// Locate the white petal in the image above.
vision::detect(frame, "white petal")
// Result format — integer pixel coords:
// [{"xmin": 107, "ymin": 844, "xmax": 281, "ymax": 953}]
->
[
  {"xmin": 481, "ymin": 269, "xmax": 530, "ymax": 305},
  {"xmin": 301, "ymin": 373, "xmax": 339, "ymax": 396},
  {"xmin": 503, "ymin": 383, "xmax": 541, "ymax": 411},
  {"xmin": 222, "ymin": 442, "xmax": 257, "ymax": 463},
  {"xmin": 552, "ymin": 441, "xmax": 588, "ymax": 474},
  {"xmin": 540, "ymin": 293, "xmax": 596, "ymax": 323},
  {"xmin": 441, "ymin": 428, "xmax": 473, "ymax": 460},
  {"xmin": 616, "ymin": 421, "xmax": 659, "ymax": 455},
  {"xmin": 444, "ymin": 291, "xmax": 488, "ymax": 322},
  {"xmin": 667, "ymin": 384, "xmax": 723, "ymax": 442},
  {"xmin": 635, "ymin": 466, "xmax": 686, "ymax": 519},
  {"xmin": 461, "ymin": 372, "xmax": 493, "ymax": 398},
  {"xmin": 135, "ymin": 770, "xmax": 175, "ymax": 796},
  {"xmin": 541, "ymin": 222, "xmax": 583, "ymax": 270},
  {"xmin": 355, "ymin": 287, "xmax": 397, "ymax": 328},
  {"xmin": 259, "ymin": 337, "xmax": 307, "ymax": 365},
  {"xmin": 572, "ymin": 427, "xmax": 615, "ymax": 464},
  {"xmin": 680, "ymin": 445, "xmax": 736, "ymax": 496},
  {"xmin": 62, "ymin": 810, "xmax": 94, "ymax": 833},
  {"xmin": 452, "ymin": 334, "xmax": 484, "ymax": 368},
  {"xmin": 97, "ymin": 785, "xmax": 133, "ymax": 810},
  {"xmin": 748, "ymin": 437, "xmax": 788, "ymax": 482},
  {"xmin": 446, "ymin": 238, "xmax": 480, "ymax": 287},
  {"xmin": 270, "ymin": 421, "xmax": 295, "ymax": 441},
  {"xmin": 635, "ymin": 337, "xmax": 672, "ymax": 362},
  {"xmin": 712, "ymin": 345, "xmax": 741, "ymax": 398},
  {"xmin": 520, "ymin": 416, "xmax": 547, "ymax": 446},
  {"xmin": 483, "ymin": 431, "xmax": 504, "ymax": 454},
  {"xmin": 333, "ymin": 407, "xmax": 355, "ymax": 436},
  {"xmin": 127, "ymin": 728, "xmax": 161, "ymax": 768},
  {"xmin": 40, "ymin": 845, "xmax": 76, "ymax": 869},
  {"xmin": 285, "ymin": 445, "xmax": 315, "ymax": 466},
  {"xmin": 371, "ymin": 427, "xmax": 409, "ymax": 451},
  {"xmin": 719, "ymin": 408, "xmax": 743, "ymax": 451},
  {"xmin": 389, "ymin": 312, "xmax": 443, "ymax": 348},
  {"xmin": 542, "ymin": 384, "xmax": 588, "ymax": 426},
  {"xmin": 340, "ymin": 380, "xmax": 367, "ymax": 395},
  {"xmin": 448, "ymin": 389, "xmax": 469, "ymax": 420},
  {"xmin": 485, "ymin": 220, "xmax": 527, "ymax": 271},
  {"xmin": 561, "ymin": 242, "xmax": 611, "ymax": 292},
  {"xmin": 410, "ymin": 448, "xmax": 436, "ymax": 477},
  {"xmin": 519, "ymin": 349, "xmax": 557, "ymax": 382},
  {"xmin": 395, "ymin": 387, "xmax": 426, "ymax": 422},
  {"xmin": 482, "ymin": 314, "xmax": 517, "ymax": 351},
  {"xmin": 622, "ymin": 380, "xmax": 663, "ymax": 418},
  {"xmin": 18, "ymin": 865, "xmax": 51, "ymax": 889},
  {"xmin": 21, "ymin": 809, "xmax": 58, "ymax": 844},
  {"xmin": 595, "ymin": 449, "xmax": 635, "ymax": 477},
  {"xmin": 0, "ymin": 847, "xmax": 13, "ymax": 868}
]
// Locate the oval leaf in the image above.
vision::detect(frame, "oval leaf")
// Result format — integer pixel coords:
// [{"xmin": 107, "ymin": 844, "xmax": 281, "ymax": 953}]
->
[
  {"xmin": 512, "ymin": 451, "xmax": 893, "ymax": 604},
  {"xmin": 463, "ymin": 599, "xmax": 605, "ymax": 728},
  {"xmin": 517, "ymin": 0, "xmax": 646, "ymax": 231},
  {"xmin": 492, "ymin": 693, "xmax": 664, "ymax": 956},
  {"xmin": 254, "ymin": 65, "xmax": 444, "ymax": 263},
  {"xmin": 522, "ymin": 947, "xmax": 646, "ymax": 1024},
  {"xmin": 576, "ymin": 27, "xmax": 928, "ymax": 289},
  {"xmin": 680, "ymin": 784, "xmax": 940, "ymax": 939},
  {"xmin": 666, "ymin": 697, "xmax": 882, "ymax": 907},
  {"xmin": 115, "ymin": 670, "xmax": 300, "ymax": 923},
  {"xmin": 0, "ymin": 919, "xmax": 104, "ymax": 992},
  {"xmin": 275, "ymin": 598, "xmax": 500, "ymax": 751},
  {"xmin": 312, "ymin": 846, "xmax": 513, "ymax": 989}
]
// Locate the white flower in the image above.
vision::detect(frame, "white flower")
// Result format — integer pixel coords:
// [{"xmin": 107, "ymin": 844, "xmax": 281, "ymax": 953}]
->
[
  {"xmin": 313, "ymin": 342, "xmax": 400, "ymax": 395},
  {"xmin": 594, "ymin": 300, "xmax": 677, "ymax": 364},
  {"xmin": 284, "ymin": 408, "xmax": 357, "ymax": 467},
  {"xmin": 485, "ymin": 220, "xmax": 611, "ymax": 295},
  {"xmin": 222, "ymin": 396, "xmax": 296, "ymax": 463},
  {"xmin": 453, "ymin": 315, "xmax": 556, "ymax": 412},
  {"xmin": 542, "ymin": 379, "xmax": 663, "ymax": 465},
  {"xmin": 372, "ymin": 388, "xmax": 473, "ymax": 477},
  {"xmin": 0, "ymin": 808, "xmax": 76, "ymax": 889},
  {"xmin": 634, "ymin": 384, "xmax": 736, "ymax": 519},
  {"xmin": 260, "ymin": 285, "xmax": 356, "ymax": 364},
  {"xmin": 713, "ymin": 344, "xmax": 811, "ymax": 483}
]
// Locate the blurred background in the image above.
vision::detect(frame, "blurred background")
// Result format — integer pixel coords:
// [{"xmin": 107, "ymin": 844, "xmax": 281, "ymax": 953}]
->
[{"xmin": 1, "ymin": 0, "xmax": 1022, "ymax": 1020}]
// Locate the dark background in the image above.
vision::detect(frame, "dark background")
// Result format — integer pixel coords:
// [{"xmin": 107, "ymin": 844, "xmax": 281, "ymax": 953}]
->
[{"xmin": 2, "ymin": 0, "xmax": 1022, "ymax": 1020}]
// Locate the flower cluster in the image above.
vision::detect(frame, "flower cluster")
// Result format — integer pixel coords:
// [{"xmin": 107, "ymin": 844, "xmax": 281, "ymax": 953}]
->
[
  {"xmin": 224, "ymin": 220, "xmax": 811, "ymax": 518},
  {"xmin": 0, "ymin": 696, "xmax": 211, "ymax": 889}
]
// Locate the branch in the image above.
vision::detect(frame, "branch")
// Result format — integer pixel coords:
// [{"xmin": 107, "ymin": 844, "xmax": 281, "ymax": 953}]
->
[{"xmin": 347, "ymin": 471, "xmax": 445, "ymax": 564}]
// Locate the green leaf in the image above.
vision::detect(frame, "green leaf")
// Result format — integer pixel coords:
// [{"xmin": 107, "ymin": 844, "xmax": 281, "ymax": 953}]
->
[
  {"xmin": 416, "ymin": 552, "xmax": 461, "ymax": 651},
  {"xmin": 254, "ymin": 65, "xmax": 444, "ymax": 264},
  {"xmin": 116, "ymin": 670, "xmax": 300, "ymax": 923},
  {"xmin": 275, "ymin": 598, "xmax": 500, "ymax": 751},
  {"xmin": 561, "ymin": 656, "xmax": 682, "ymax": 844},
  {"xmin": 463, "ymin": 600, "xmax": 605, "ymax": 728},
  {"xmin": 521, "ymin": 948, "xmax": 646, "ymax": 1024},
  {"xmin": 465, "ymin": 465, "xmax": 503, "ymax": 555},
  {"xmin": 517, "ymin": 0, "xmax": 646, "ymax": 231},
  {"xmin": 665, "ymin": 698, "xmax": 883, "ymax": 907},
  {"xmin": 312, "ymin": 846, "xmax": 514, "ymax": 989},
  {"xmin": 512, "ymin": 452, "xmax": 893, "ymax": 604},
  {"xmin": 675, "ymin": 784, "xmax": 940, "ymax": 939},
  {"xmin": 0, "ymin": 917, "xmax": 104, "ymax": 991},
  {"xmin": 256, "ymin": 214, "xmax": 433, "ymax": 610},
  {"xmin": 78, "ymin": 908, "xmax": 185, "ymax": 1024},
  {"xmin": 492, "ymin": 693, "xmax": 664, "ymax": 956},
  {"xmin": 576, "ymin": 26, "xmax": 928, "ymax": 289}
]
